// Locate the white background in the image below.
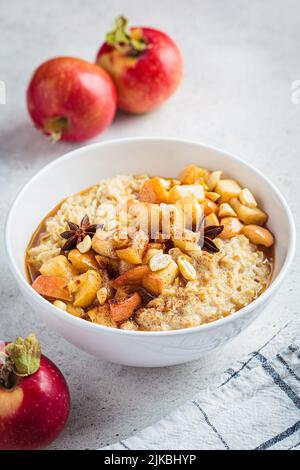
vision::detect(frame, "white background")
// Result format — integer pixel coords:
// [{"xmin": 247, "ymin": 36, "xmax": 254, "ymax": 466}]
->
[{"xmin": 0, "ymin": 0, "xmax": 299, "ymax": 449}]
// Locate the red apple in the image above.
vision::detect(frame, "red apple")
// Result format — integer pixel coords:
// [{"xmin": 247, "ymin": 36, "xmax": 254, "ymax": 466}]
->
[
  {"xmin": 0, "ymin": 335, "xmax": 70, "ymax": 450},
  {"xmin": 96, "ymin": 16, "xmax": 183, "ymax": 114},
  {"xmin": 27, "ymin": 57, "xmax": 117, "ymax": 141}
]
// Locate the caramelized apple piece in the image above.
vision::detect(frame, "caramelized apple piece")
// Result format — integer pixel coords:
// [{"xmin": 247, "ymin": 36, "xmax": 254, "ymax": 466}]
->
[
  {"xmin": 66, "ymin": 304, "xmax": 85, "ymax": 318},
  {"xmin": 218, "ymin": 203, "xmax": 237, "ymax": 218},
  {"xmin": 239, "ymin": 188, "xmax": 257, "ymax": 208},
  {"xmin": 168, "ymin": 184, "xmax": 205, "ymax": 203},
  {"xmin": 205, "ymin": 170, "xmax": 223, "ymax": 191},
  {"xmin": 175, "ymin": 196, "xmax": 203, "ymax": 229},
  {"xmin": 139, "ymin": 177, "xmax": 169, "ymax": 204},
  {"xmin": 179, "ymin": 165, "xmax": 208, "ymax": 184},
  {"xmin": 242, "ymin": 225, "xmax": 274, "ymax": 247},
  {"xmin": 32, "ymin": 275, "xmax": 72, "ymax": 301},
  {"xmin": 72, "ymin": 270, "xmax": 102, "ymax": 308},
  {"xmin": 173, "ymin": 239, "xmax": 199, "ymax": 253},
  {"xmin": 68, "ymin": 249, "xmax": 99, "ymax": 273},
  {"xmin": 116, "ymin": 247, "xmax": 142, "ymax": 264},
  {"xmin": 160, "ymin": 203, "xmax": 185, "ymax": 238},
  {"xmin": 215, "ymin": 179, "xmax": 242, "ymax": 203},
  {"xmin": 158, "ymin": 177, "xmax": 172, "ymax": 189},
  {"xmin": 205, "ymin": 213, "xmax": 219, "ymax": 226},
  {"xmin": 111, "ymin": 265, "xmax": 150, "ymax": 288},
  {"xmin": 205, "ymin": 192, "xmax": 220, "ymax": 202},
  {"xmin": 128, "ymin": 201, "xmax": 161, "ymax": 235},
  {"xmin": 229, "ymin": 198, "xmax": 268, "ymax": 226},
  {"xmin": 204, "ymin": 198, "xmax": 218, "ymax": 215},
  {"xmin": 112, "ymin": 231, "xmax": 130, "ymax": 249},
  {"xmin": 92, "ymin": 229, "xmax": 117, "ymax": 258},
  {"xmin": 219, "ymin": 217, "xmax": 244, "ymax": 239},
  {"xmin": 142, "ymin": 260, "xmax": 179, "ymax": 296},
  {"xmin": 109, "ymin": 292, "xmax": 142, "ymax": 322},
  {"xmin": 172, "ymin": 229, "xmax": 200, "ymax": 254},
  {"xmin": 179, "ymin": 164, "xmax": 199, "ymax": 184},
  {"xmin": 116, "ymin": 229, "xmax": 148, "ymax": 264},
  {"xmin": 40, "ymin": 255, "xmax": 77, "ymax": 279}
]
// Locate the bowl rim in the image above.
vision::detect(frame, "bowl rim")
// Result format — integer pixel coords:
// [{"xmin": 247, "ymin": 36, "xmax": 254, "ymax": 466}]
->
[{"xmin": 5, "ymin": 137, "xmax": 296, "ymax": 337}]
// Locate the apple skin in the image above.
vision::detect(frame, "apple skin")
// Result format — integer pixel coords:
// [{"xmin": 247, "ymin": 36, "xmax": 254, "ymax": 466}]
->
[
  {"xmin": 96, "ymin": 28, "xmax": 183, "ymax": 114},
  {"xmin": 0, "ymin": 343, "xmax": 70, "ymax": 450},
  {"xmin": 27, "ymin": 57, "xmax": 117, "ymax": 141}
]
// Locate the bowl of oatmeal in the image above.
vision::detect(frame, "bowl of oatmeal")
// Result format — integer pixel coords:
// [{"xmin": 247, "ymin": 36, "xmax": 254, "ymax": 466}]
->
[{"xmin": 5, "ymin": 138, "xmax": 295, "ymax": 366}]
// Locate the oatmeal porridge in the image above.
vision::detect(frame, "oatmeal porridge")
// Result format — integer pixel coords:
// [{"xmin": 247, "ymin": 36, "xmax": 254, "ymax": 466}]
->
[{"xmin": 26, "ymin": 164, "xmax": 274, "ymax": 331}]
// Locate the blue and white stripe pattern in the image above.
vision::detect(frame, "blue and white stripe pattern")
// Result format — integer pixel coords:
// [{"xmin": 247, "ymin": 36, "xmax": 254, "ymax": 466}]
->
[{"xmin": 103, "ymin": 321, "xmax": 300, "ymax": 450}]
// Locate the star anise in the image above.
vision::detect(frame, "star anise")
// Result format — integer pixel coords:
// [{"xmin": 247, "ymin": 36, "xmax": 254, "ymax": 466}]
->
[
  {"xmin": 60, "ymin": 215, "xmax": 98, "ymax": 251},
  {"xmin": 202, "ymin": 225, "xmax": 224, "ymax": 253}
]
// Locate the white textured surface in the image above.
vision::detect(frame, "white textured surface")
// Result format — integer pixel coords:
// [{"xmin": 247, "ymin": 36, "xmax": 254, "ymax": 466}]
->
[
  {"xmin": 105, "ymin": 332, "xmax": 300, "ymax": 450},
  {"xmin": 0, "ymin": 0, "xmax": 299, "ymax": 449}
]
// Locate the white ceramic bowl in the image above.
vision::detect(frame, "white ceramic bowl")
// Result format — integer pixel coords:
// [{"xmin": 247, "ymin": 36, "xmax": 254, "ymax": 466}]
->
[{"xmin": 5, "ymin": 138, "xmax": 296, "ymax": 367}]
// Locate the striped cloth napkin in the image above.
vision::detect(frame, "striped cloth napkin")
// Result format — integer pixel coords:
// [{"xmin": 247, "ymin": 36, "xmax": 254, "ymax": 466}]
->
[{"xmin": 103, "ymin": 318, "xmax": 300, "ymax": 450}]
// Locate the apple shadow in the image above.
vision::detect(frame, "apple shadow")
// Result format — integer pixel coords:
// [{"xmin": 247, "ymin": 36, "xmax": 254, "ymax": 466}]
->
[
  {"xmin": 110, "ymin": 109, "xmax": 148, "ymax": 131},
  {"xmin": 107, "ymin": 107, "xmax": 162, "ymax": 135},
  {"xmin": 0, "ymin": 107, "xmax": 160, "ymax": 171},
  {"xmin": 0, "ymin": 122, "xmax": 76, "ymax": 167}
]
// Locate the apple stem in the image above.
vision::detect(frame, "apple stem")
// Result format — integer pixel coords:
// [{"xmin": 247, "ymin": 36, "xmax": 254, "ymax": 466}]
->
[
  {"xmin": 0, "ymin": 334, "xmax": 41, "ymax": 390},
  {"xmin": 106, "ymin": 16, "xmax": 148, "ymax": 56},
  {"xmin": 43, "ymin": 117, "xmax": 68, "ymax": 142}
]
